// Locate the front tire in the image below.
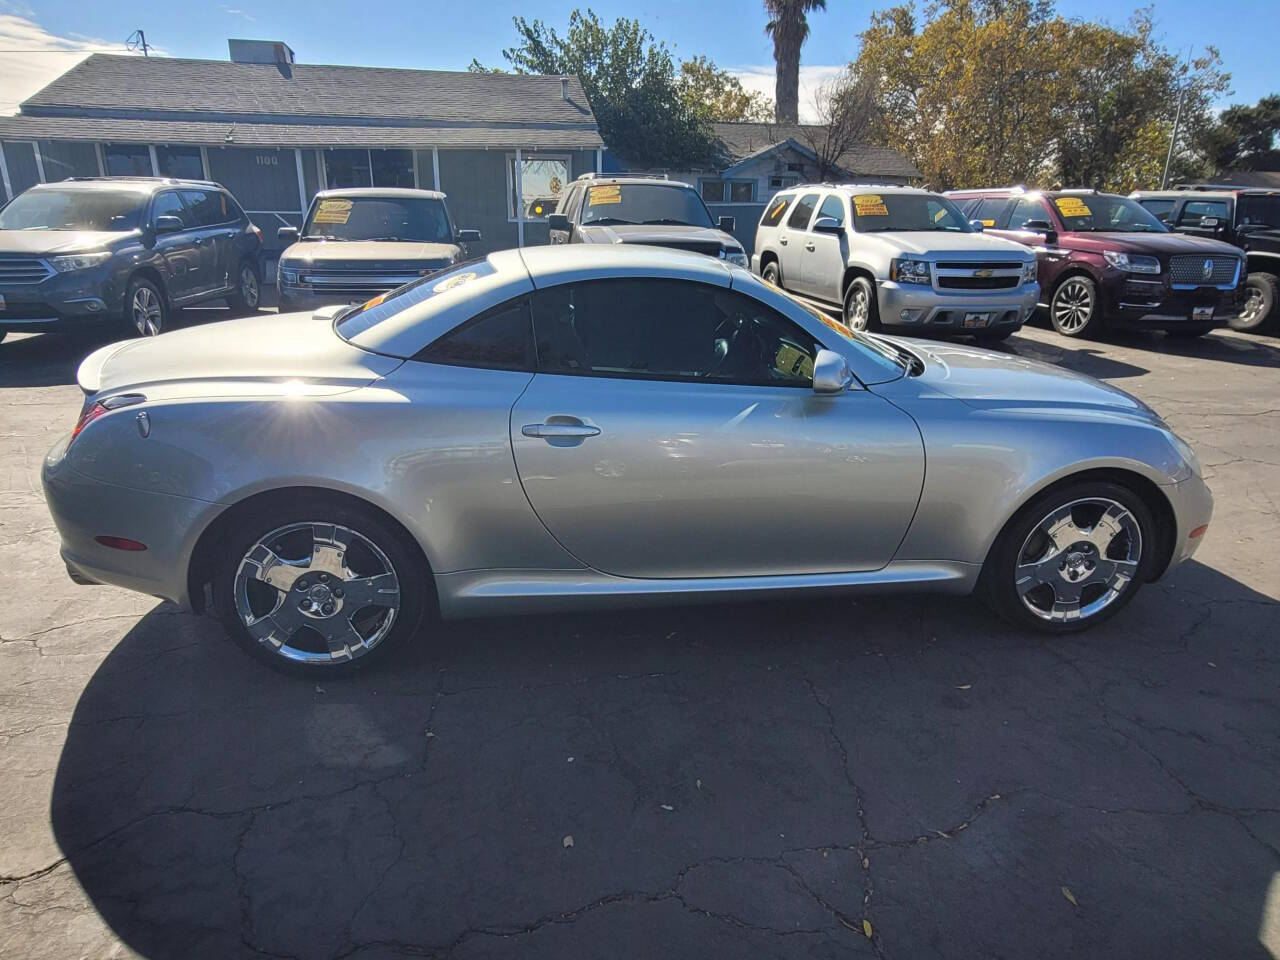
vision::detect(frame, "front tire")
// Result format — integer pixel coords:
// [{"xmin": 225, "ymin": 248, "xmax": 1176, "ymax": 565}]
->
[
  {"xmin": 212, "ymin": 495, "xmax": 429, "ymax": 676},
  {"xmin": 226, "ymin": 260, "xmax": 262, "ymax": 316},
  {"xmin": 843, "ymin": 276, "xmax": 880, "ymax": 332},
  {"xmin": 1230, "ymin": 272, "xmax": 1276, "ymax": 332},
  {"xmin": 761, "ymin": 260, "xmax": 781, "ymax": 287},
  {"xmin": 126, "ymin": 276, "xmax": 167, "ymax": 337},
  {"xmin": 979, "ymin": 480, "xmax": 1155, "ymax": 634},
  {"xmin": 1049, "ymin": 275, "xmax": 1101, "ymax": 338}
]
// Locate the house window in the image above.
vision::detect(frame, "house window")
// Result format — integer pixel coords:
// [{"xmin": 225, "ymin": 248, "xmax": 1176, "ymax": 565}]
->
[
  {"xmin": 102, "ymin": 144, "xmax": 153, "ymax": 176},
  {"xmin": 323, "ymin": 149, "xmax": 415, "ymax": 189},
  {"xmin": 508, "ymin": 154, "xmax": 571, "ymax": 220},
  {"xmin": 700, "ymin": 179, "xmax": 756, "ymax": 203},
  {"xmin": 769, "ymin": 175, "xmax": 798, "ymax": 191},
  {"xmin": 155, "ymin": 146, "xmax": 205, "ymax": 180}
]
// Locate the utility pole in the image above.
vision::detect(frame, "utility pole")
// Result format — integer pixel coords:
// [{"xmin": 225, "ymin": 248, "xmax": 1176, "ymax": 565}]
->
[
  {"xmin": 126, "ymin": 29, "xmax": 151, "ymax": 57},
  {"xmin": 1161, "ymin": 46, "xmax": 1193, "ymax": 189}
]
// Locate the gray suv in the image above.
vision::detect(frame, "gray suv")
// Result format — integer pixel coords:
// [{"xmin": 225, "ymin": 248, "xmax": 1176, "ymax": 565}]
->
[
  {"xmin": 0, "ymin": 177, "xmax": 263, "ymax": 343},
  {"xmin": 753, "ymin": 184, "xmax": 1039, "ymax": 341}
]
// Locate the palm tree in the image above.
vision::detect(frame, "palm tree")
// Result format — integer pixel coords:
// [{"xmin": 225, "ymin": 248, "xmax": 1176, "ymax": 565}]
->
[{"xmin": 765, "ymin": 0, "xmax": 827, "ymax": 124}]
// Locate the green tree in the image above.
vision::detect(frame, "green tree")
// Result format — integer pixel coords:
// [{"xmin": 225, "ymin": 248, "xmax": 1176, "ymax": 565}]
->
[
  {"xmin": 1197, "ymin": 94, "xmax": 1280, "ymax": 174},
  {"xmin": 679, "ymin": 55, "xmax": 774, "ymax": 123},
  {"xmin": 764, "ymin": 0, "xmax": 828, "ymax": 124},
  {"xmin": 476, "ymin": 10, "xmax": 717, "ymax": 167}
]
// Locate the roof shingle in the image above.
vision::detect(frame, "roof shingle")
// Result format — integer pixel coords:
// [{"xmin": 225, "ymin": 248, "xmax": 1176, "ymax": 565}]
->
[{"xmin": 712, "ymin": 122, "xmax": 920, "ymax": 180}]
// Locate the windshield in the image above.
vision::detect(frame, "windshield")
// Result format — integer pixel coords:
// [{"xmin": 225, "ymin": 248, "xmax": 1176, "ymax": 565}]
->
[
  {"xmin": 0, "ymin": 188, "xmax": 145, "ymax": 232},
  {"xmin": 851, "ymin": 192, "xmax": 972, "ymax": 233},
  {"xmin": 579, "ymin": 183, "xmax": 715, "ymax": 228},
  {"xmin": 1050, "ymin": 194, "xmax": 1167, "ymax": 233},
  {"xmin": 784, "ymin": 291, "xmax": 909, "ymax": 377},
  {"xmin": 303, "ymin": 196, "xmax": 454, "ymax": 242}
]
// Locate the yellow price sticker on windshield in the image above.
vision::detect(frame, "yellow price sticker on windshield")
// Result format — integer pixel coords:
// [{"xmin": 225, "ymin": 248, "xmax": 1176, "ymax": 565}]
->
[
  {"xmin": 313, "ymin": 198, "xmax": 352, "ymax": 225},
  {"xmin": 1055, "ymin": 197, "xmax": 1092, "ymax": 217},
  {"xmin": 854, "ymin": 194, "xmax": 888, "ymax": 216},
  {"xmin": 588, "ymin": 185, "xmax": 621, "ymax": 205}
]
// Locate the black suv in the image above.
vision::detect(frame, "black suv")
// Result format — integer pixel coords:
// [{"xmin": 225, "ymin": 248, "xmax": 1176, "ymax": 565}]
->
[
  {"xmin": 0, "ymin": 177, "xmax": 263, "ymax": 344},
  {"xmin": 1131, "ymin": 185, "xmax": 1280, "ymax": 332},
  {"xmin": 547, "ymin": 174, "xmax": 748, "ymax": 265}
]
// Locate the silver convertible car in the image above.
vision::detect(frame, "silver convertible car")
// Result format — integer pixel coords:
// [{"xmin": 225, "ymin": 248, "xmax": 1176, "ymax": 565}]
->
[{"xmin": 43, "ymin": 245, "xmax": 1213, "ymax": 674}]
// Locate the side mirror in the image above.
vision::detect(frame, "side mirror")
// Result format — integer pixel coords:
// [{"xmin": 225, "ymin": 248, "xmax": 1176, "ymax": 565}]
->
[
  {"xmin": 547, "ymin": 213, "xmax": 570, "ymax": 232},
  {"xmin": 456, "ymin": 228, "xmax": 482, "ymax": 242},
  {"xmin": 812, "ymin": 348, "xmax": 855, "ymax": 395},
  {"xmin": 1021, "ymin": 219, "xmax": 1058, "ymax": 244},
  {"xmin": 154, "ymin": 215, "xmax": 184, "ymax": 235},
  {"xmin": 812, "ymin": 216, "xmax": 844, "ymax": 233},
  {"xmin": 718, "ymin": 215, "xmax": 737, "ymax": 232},
  {"xmin": 277, "ymin": 225, "xmax": 299, "ymax": 243},
  {"xmin": 969, "ymin": 219, "xmax": 986, "ymax": 232}
]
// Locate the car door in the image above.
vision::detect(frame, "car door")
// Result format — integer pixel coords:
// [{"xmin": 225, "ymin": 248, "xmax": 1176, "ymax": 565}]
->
[
  {"xmin": 993, "ymin": 197, "xmax": 1070, "ymax": 290},
  {"xmin": 181, "ymin": 189, "xmax": 237, "ymax": 295},
  {"xmin": 509, "ymin": 276, "xmax": 925, "ymax": 579},
  {"xmin": 779, "ymin": 192, "xmax": 819, "ymax": 295},
  {"xmin": 148, "ymin": 190, "xmax": 205, "ymax": 301},
  {"xmin": 803, "ymin": 193, "xmax": 848, "ymax": 303},
  {"xmin": 1174, "ymin": 198, "xmax": 1233, "ymax": 243}
]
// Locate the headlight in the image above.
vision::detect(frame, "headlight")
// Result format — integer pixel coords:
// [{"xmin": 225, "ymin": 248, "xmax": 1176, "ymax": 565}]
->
[
  {"xmin": 1021, "ymin": 260, "xmax": 1039, "ymax": 283},
  {"xmin": 890, "ymin": 258, "xmax": 931, "ymax": 284},
  {"xmin": 723, "ymin": 250, "xmax": 748, "ymax": 268},
  {"xmin": 1166, "ymin": 430, "xmax": 1202, "ymax": 478},
  {"xmin": 49, "ymin": 252, "xmax": 111, "ymax": 273},
  {"xmin": 1103, "ymin": 250, "xmax": 1161, "ymax": 274},
  {"xmin": 278, "ymin": 261, "xmax": 305, "ymax": 286}
]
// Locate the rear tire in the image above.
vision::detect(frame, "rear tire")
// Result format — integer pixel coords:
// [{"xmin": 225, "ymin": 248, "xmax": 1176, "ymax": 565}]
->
[
  {"xmin": 1230, "ymin": 272, "xmax": 1276, "ymax": 332},
  {"xmin": 226, "ymin": 260, "xmax": 262, "ymax": 316},
  {"xmin": 978, "ymin": 479, "xmax": 1156, "ymax": 634},
  {"xmin": 212, "ymin": 494, "xmax": 429, "ymax": 676},
  {"xmin": 1049, "ymin": 274, "xmax": 1101, "ymax": 338}
]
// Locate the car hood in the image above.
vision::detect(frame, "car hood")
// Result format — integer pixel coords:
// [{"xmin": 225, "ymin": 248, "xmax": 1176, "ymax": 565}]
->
[
  {"xmin": 77, "ymin": 311, "xmax": 402, "ymax": 396},
  {"xmin": 280, "ymin": 239, "xmax": 462, "ymax": 264},
  {"xmin": 890, "ymin": 337, "xmax": 1162, "ymax": 422},
  {"xmin": 862, "ymin": 231, "xmax": 1033, "ymax": 258},
  {"xmin": 577, "ymin": 224, "xmax": 741, "ymax": 250},
  {"xmin": 1064, "ymin": 231, "xmax": 1241, "ymax": 257},
  {"xmin": 0, "ymin": 229, "xmax": 129, "ymax": 255}
]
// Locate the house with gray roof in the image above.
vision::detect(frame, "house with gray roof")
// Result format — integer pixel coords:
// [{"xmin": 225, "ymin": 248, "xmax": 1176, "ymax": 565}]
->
[{"xmin": 0, "ymin": 40, "xmax": 604, "ymax": 255}]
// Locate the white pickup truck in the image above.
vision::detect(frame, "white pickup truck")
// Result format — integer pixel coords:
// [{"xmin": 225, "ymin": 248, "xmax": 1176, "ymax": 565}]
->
[{"xmin": 752, "ymin": 184, "xmax": 1040, "ymax": 341}]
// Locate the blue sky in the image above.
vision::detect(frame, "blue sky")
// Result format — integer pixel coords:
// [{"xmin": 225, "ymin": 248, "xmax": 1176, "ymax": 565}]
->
[{"xmin": 2, "ymin": 0, "xmax": 1274, "ymax": 116}]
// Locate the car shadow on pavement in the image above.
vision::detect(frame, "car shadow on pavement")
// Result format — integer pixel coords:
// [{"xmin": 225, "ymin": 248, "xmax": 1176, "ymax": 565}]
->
[
  {"xmin": 47, "ymin": 561, "xmax": 1279, "ymax": 959},
  {"xmin": 1010, "ymin": 318, "xmax": 1280, "ymax": 371}
]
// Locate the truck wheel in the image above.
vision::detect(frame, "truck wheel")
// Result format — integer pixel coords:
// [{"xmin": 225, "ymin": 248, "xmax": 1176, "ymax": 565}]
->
[
  {"xmin": 844, "ymin": 276, "xmax": 880, "ymax": 332},
  {"xmin": 761, "ymin": 260, "xmax": 781, "ymax": 287},
  {"xmin": 1049, "ymin": 275, "xmax": 1101, "ymax": 338},
  {"xmin": 1230, "ymin": 272, "xmax": 1276, "ymax": 332}
]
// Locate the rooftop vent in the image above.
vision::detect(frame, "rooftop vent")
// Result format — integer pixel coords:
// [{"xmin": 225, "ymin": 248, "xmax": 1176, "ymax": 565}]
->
[
  {"xmin": 228, "ymin": 39, "xmax": 295, "ymax": 66},
  {"xmin": 561, "ymin": 77, "xmax": 569, "ymax": 101}
]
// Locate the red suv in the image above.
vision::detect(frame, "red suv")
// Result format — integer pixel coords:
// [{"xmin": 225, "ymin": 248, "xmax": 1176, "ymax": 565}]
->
[{"xmin": 946, "ymin": 188, "xmax": 1244, "ymax": 338}]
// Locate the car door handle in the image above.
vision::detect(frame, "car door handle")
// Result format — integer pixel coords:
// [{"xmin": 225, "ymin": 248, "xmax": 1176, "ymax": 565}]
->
[
  {"xmin": 192, "ymin": 237, "xmax": 204, "ymax": 245},
  {"xmin": 804, "ymin": 241, "xmax": 816, "ymax": 251},
  {"xmin": 522, "ymin": 422, "xmax": 601, "ymax": 439},
  {"xmin": 779, "ymin": 237, "xmax": 788, "ymax": 246}
]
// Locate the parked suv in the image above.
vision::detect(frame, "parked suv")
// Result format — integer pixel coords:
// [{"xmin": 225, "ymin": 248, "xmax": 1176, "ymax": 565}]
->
[
  {"xmin": 0, "ymin": 177, "xmax": 262, "ymax": 343},
  {"xmin": 753, "ymin": 185, "xmax": 1039, "ymax": 340},
  {"xmin": 276, "ymin": 188, "xmax": 480, "ymax": 312},
  {"xmin": 948, "ymin": 187, "xmax": 1245, "ymax": 339},
  {"xmin": 1130, "ymin": 184, "xmax": 1280, "ymax": 332},
  {"xmin": 547, "ymin": 174, "xmax": 748, "ymax": 266}
]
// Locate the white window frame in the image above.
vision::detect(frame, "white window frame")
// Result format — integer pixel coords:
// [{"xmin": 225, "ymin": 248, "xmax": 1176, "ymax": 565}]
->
[{"xmin": 506, "ymin": 152, "xmax": 571, "ymax": 222}]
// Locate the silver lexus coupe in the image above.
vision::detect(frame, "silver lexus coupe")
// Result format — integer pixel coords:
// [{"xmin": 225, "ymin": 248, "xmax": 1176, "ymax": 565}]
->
[{"xmin": 43, "ymin": 245, "xmax": 1213, "ymax": 674}]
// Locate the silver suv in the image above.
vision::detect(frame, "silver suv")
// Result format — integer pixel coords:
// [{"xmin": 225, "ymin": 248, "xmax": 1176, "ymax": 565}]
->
[{"xmin": 752, "ymin": 184, "xmax": 1040, "ymax": 341}]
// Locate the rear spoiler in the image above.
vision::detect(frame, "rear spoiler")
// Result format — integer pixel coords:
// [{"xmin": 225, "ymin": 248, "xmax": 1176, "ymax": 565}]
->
[{"xmin": 75, "ymin": 341, "xmax": 132, "ymax": 396}]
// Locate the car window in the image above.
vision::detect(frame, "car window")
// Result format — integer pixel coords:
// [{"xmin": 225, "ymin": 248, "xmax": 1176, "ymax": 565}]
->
[
  {"xmin": 335, "ymin": 257, "xmax": 491, "ymax": 340},
  {"xmin": 181, "ymin": 189, "xmax": 233, "ymax": 227},
  {"xmin": 1136, "ymin": 198, "xmax": 1176, "ymax": 223},
  {"xmin": 815, "ymin": 194, "xmax": 845, "ymax": 226},
  {"xmin": 1007, "ymin": 197, "xmax": 1050, "ymax": 230},
  {"xmin": 151, "ymin": 191, "xmax": 191, "ymax": 228},
  {"xmin": 560, "ymin": 185, "xmax": 582, "ymax": 222},
  {"xmin": 531, "ymin": 278, "xmax": 821, "ymax": 388},
  {"xmin": 1177, "ymin": 200, "xmax": 1230, "ymax": 226},
  {"xmin": 760, "ymin": 193, "xmax": 793, "ymax": 227},
  {"xmin": 415, "ymin": 298, "xmax": 534, "ymax": 372},
  {"xmin": 971, "ymin": 197, "xmax": 1010, "ymax": 227},
  {"xmin": 1239, "ymin": 195, "xmax": 1280, "ymax": 228},
  {"xmin": 786, "ymin": 193, "xmax": 819, "ymax": 230}
]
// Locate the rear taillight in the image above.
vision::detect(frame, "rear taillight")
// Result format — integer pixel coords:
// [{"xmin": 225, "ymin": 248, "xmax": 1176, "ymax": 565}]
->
[{"xmin": 69, "ymin": 394, "xmax": 146, "ymax": 446}]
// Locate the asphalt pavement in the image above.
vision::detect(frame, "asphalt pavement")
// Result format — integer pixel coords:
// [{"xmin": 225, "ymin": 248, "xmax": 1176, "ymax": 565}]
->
[{"xmin": 1, "ymin": 306, "xmax": 1277, "ymax": 959}]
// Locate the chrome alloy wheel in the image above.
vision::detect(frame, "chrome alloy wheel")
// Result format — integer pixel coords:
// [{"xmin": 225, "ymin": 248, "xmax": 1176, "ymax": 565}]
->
[
  {"xmin": 132, "ymin": 286, "xmax": 163, "ymax": 336},
  {"xmin": 233, "ymin": 522, "xmax": 401, "ymax": 664},
  {"xmin": 1052, "ymin": 278, "xmax": 1094, "ymax": 334},
  {"xmin": 1237, "ymin": 283, "xmax": 1266, "ymax": 326},
  {"xmin": 240, "ymin": 264, "xmax": 260, "ymax": 308},
  {"xmin": 846, "ymin": 283, "xmax": 871, "ymax": 331},
  {"xmin": 1014, "ymin": 498, "xmax": 1142, "ymax": 622}
]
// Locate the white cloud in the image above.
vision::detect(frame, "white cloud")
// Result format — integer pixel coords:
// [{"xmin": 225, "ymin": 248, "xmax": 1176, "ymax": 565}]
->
[
  {"xmin": 729, "ymin": 64, "xmax": 847, "ymax": 124},
  {"xmin": 0, "ymin": 14, "xmax": 149, "ymax": 116}
]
